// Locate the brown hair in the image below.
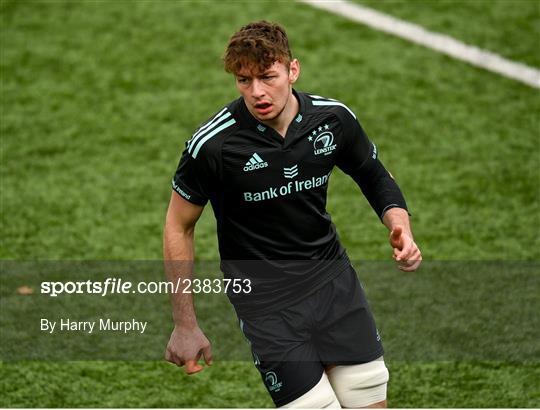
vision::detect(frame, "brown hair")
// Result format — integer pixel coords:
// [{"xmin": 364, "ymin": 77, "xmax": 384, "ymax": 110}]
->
[{"xmin": 223, "ymin": 21, "xmax": 292, "ymax": 75}]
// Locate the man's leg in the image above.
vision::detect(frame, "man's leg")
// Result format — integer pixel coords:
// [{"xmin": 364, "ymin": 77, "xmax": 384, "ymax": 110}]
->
[
  {"xmin": 325, "ymin": 359, "xmax": 389, "ymax": 408},
  {"xmin": 312, "ymin": 266, "xmax": 388, "ymax": 407}
]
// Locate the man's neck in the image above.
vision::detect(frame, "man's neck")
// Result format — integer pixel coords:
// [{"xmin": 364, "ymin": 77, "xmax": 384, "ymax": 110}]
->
[{"xmin": 262, "ymin": 91, "xmax": 299, "ymax": 138}]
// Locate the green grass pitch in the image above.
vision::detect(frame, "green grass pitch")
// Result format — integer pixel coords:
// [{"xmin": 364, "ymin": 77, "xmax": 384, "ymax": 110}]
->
[{"xmin": 1, "ymin": 0, "xmax": 539, "ymax": 407}]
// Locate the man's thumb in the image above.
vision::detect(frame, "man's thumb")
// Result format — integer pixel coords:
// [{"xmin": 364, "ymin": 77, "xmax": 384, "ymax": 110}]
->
[{"xmin": 390, "ymin": 226, "xmax": 402, "ymax": 247}]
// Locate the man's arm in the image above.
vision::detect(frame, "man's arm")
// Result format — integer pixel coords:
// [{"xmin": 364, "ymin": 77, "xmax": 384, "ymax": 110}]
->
[
  {"xmin": 333, "ymin": 108, "xmax": 421, "ymax": 271},
  {"xmin": 337, "ymin": 141, "xmax": 422, "ymax": 271},
  {"xmin": 163, "ymin": 191, "xmax": 212, "ymax": 374},
  {"xmin": 382, "ymin": 207, "xmax": 422, "ymax": 272}
]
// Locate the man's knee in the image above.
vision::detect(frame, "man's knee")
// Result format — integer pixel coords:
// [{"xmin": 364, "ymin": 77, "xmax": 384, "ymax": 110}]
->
[
  {"xmin": 326, "ymin": 358, "xmax": 389, "ymax": 408},
  {"xmin": 280, "ymin": 372, "xmax": 341, "ymax": 408}
]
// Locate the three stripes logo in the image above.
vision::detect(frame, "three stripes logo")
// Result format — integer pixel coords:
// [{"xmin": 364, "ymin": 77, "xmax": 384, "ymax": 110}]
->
[
  {"xmin": 243, "ymin": 153, "xmax": 268, "ymax": 172},
  {"xmin": 283, "ymin": 164, "xmax": 298, "ymax": 179}
]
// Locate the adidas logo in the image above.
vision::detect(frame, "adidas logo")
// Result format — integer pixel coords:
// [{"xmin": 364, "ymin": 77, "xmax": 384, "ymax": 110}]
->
[{"xmin": 243, "ymin": 153, "xmax": 269, "ymax": 172}]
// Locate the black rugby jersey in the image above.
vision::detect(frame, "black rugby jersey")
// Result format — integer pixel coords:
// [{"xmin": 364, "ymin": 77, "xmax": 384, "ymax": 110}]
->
[{"xmin": 172, "ymin": 90, "xmax": 407, "ymax": 317}]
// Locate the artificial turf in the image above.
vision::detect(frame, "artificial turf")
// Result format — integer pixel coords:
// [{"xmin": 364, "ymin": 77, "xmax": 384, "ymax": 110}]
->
[{"xmin": 1, "ymin": 0, "xmax": 539, "ymax": 407}]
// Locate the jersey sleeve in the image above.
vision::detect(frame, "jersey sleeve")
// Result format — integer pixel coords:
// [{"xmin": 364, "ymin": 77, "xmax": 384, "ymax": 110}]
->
[
  {"xmin": 335, "ymin": 109, "xmax": 373, "ymax": 173},
  {"xmin": 335, "ymin": 108, "xmax": 409, "ymax": 220},
  {"xmin": 171, "ymin": 141, "xmax": 216, "ymax": 206}
]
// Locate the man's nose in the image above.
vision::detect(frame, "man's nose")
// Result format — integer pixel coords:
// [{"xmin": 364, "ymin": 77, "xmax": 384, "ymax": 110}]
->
[{"xmin": 251, "ymin": 79, "xmax": 265, "ymax": 98}]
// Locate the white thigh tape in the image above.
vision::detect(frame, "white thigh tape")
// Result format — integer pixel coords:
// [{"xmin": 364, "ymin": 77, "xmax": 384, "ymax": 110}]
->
[
  {"xmin": 281, "ymin": 372, "xmax": 342, "ymax": 408},
  {"xmin": 327, "ymin": 359, "xmax": 389, "ymax": 408}
]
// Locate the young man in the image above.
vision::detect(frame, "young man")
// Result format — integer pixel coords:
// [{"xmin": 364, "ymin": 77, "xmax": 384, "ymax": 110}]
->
[{"xmin": 164, "ymin": 21, "xmax": 421, "ymax": 408}]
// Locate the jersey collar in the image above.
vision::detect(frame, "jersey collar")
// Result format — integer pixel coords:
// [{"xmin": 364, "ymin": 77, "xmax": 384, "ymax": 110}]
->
[{"xmin": 239, "ymin": 89, "xmax": 307, "ymax": 145}]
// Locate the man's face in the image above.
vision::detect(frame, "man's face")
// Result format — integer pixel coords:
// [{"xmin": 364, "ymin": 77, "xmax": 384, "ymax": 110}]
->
[{"xmin": 235, "ymin": 59, "xmax": 300, "ymax": 123}]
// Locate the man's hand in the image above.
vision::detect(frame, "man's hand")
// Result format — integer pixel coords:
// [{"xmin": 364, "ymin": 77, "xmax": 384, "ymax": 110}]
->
[
  {"xmin": 389, "ymin": 226, "xmax": 422, "ymax": 271},
  {"xmin": 165, "ymin": 325, "xmax": 213, "ymax": 374}
]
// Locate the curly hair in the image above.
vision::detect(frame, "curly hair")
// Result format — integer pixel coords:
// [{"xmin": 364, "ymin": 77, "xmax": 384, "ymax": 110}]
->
[{"xmin": 223, "ymin": 21, "xmax": 292, "ymax": 75}]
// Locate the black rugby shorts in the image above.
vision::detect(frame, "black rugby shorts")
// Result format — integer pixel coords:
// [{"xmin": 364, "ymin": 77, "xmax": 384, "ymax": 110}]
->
[{"xmin": 238, "ymin": 264, "xmax": 384, "ymax": 407}]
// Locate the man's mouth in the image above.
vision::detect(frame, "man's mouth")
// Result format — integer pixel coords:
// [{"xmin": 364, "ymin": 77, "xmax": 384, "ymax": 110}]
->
[{"xmin": 254, "ymin": 102, "xmax": 272, "ymax": 115}]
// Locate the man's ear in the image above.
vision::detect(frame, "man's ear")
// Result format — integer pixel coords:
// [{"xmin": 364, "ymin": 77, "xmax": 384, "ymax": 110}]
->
[{"xmin": 289, "ymin": 59, "xmax": 300, "ymax": 84}]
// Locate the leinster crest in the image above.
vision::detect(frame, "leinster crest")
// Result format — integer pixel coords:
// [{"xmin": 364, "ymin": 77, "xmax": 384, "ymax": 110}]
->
[{"xmin": 310, "ymin": 124, "xmax": 337, "ymax": 156}]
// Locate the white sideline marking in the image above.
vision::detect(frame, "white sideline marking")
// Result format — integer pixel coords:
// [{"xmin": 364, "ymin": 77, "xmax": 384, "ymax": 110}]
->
[{"xmin": 298, "ymin": 0, "xmax": 540, "ymax": 89}]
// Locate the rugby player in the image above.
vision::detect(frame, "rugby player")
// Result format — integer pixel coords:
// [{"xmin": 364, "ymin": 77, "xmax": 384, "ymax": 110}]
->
[{"xmin": 164, "ymin": 21, "xmax": 422, "ymax": 408}]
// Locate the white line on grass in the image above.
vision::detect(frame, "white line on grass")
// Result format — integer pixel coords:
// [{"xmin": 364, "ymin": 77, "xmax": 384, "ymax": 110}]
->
[{"xmin": 298, "ymin": 0, "xmax": 540, "ymax": 89}]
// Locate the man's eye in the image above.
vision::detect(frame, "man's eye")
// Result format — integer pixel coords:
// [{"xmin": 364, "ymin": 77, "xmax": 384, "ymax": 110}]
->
[
  {"xmin": 263, "ymin": 76, "xmax": 275, "ymax": 81},
  {"xmin": 237, "ymin": 78, "xmax": 248, "ymax": 84}
]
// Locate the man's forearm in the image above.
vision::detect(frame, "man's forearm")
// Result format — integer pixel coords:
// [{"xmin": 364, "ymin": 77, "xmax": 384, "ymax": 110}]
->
[
  {"xmin": 348, "ymin": 157, "xmax": 408, "ymax": 221},
  {"xmin": 382, "ymin": 207, "xmax": 412, "ymax": 237},
  {"xmin": 163, "ymin": 227, "xmax": 198, "ymax": 328}
]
